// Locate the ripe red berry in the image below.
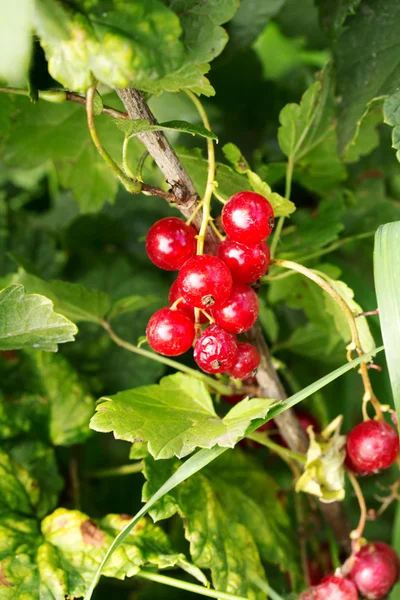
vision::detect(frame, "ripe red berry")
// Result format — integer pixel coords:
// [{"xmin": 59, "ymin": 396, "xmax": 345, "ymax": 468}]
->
[
  {"xmin": 299, "ymin": 575, "xmax": 358, "ymax": 600},
  {"xmin": 146, "ymin": 308, "xmax": 195, "ymax": 356},
  {"xmin": 221, "ymin": 191, "xmax": 274, "ymax": 245},
  {"xmin": 346, "ymin": 420, "xmax": 399, "ymax": 473},
  {"xmin": 212, "ymin": 284, "xmax": 259, "ymax": 334},
  {"xmin": 168, "ymin": 279, "xmax": 207, "ymax": 323},
  {"xmin": 146, "ymin": 217, "xmax": 197, "ymax": 271},
  {"xmin": 177, "ymin": 255, "xmax": 233, "ymax": 309},
  {"xmin": 228, "ymin": 343, "xmax": 260, "ymax": 379},
  {"xmin": 217, "ymin": 237, "xmax": 270, "ymax": 283},
  {"xmin": 193, "ymin": 325, "xmax": 237, "ymax": 374},
  {"xmin": 350, "ymin": 542, "xmax": 399, "ymax": 599}
]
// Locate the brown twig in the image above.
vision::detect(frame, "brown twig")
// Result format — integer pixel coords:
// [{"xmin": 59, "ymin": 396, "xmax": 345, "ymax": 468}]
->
[
  {"xmin": 115, "ymin": 86, "xmax": 352, "ymax": 552},
  {"xmin": 66, "ymin": 91, "xmax": 129, "ymax": 119}
]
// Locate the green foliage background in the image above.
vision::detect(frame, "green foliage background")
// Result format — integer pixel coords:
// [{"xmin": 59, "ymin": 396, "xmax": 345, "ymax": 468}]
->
[{"xmin": 1, "ymin": 0, "xmax": 400, "ymax": 598}]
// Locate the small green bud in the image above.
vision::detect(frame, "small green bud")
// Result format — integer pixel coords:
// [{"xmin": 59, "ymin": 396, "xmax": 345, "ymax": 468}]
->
[{"xmin": 38, "ymin": 90, "xmax": 67, "ymax": 103}]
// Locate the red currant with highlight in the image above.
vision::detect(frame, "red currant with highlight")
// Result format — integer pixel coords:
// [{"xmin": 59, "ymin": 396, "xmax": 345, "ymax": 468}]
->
[
  {"xmin": 222, "ymin": 191, "xmax": 274, "ymax": 245},
  {"xmin": 227, "ymin": 343, "xmax": 260, "ymax": 379},
  {"xmin": 177, "ymin": 255, "xmax": 233, "ymax": 309},
  {"xmin": 299, "ymin": 575, "xmax": 358, "ymax": 600},
  {"xmin": 217, "ymin": 237, "xmax": 270, "ymax": 283},
  {"xmin": 193, "ymin": 324, "xmax": 237, "ymax": 374},
  {"xmin": 349, "ymin": 542, "xmax": 399, "ymax": 599},
  {"xmin": 346, "ymin": 420, "xmax": 399, "ymax": 474},
  {"xmin": 168, "ymin": 279, "xmax": 207, "ymax": 323},
  {"xmin": 212, "ymin": 284, "xmax": 259, "ymax": 334},
  {"xmin": 146, "ymin": 217, "xmax": 197, "ymax": 271},
  {"xmin": 146, "ymin": 307, "xmax": 195, "ymax": 356}
]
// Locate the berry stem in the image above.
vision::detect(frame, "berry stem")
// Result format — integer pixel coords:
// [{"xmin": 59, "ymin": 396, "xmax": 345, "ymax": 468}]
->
[
  {"xmin": 184, "ymin": 90, "xmax": 215, "ymax": 256},
  {"xmin": 270, "ymin": 155, "xmax": 294, "ymax": 258},
  {"xmin": 122, "ymin": 134, "xmax": 137, "ymax": 180},
  {"xmin": 101, "ymin": 320, "xmax": 232, "ymax": 395},
  {"xmin": 271, "ymin": 258, "xmax": 383, "ymax": 421},
  {"xmin": 86, "ymin": 83, "xmax": 142, "ymax": 194},
  {"xmin": 247, "ymin": 431, "xmax": 306, "ymax": 464},
  {"xmin": 347, "ymin": 470, "xmax": 368, "ymax": 550},
  {"xmin": 209, "ymin": 219, "xmax": 225, "ymax": 241}
]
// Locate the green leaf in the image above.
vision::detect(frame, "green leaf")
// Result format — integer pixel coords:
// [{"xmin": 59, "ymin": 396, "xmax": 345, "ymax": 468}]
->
[
  {"xmin": 343, "ymin": 97, "xmax": 384, "ymax": 163},
  {"xmin": 221, "ymin": 143, "xmax": 296, "ymax": 217},
  {"xmin": 315, "ymin": 271, "xmax": 376, "ymax": 354},
  {"xmin": 143, "ymin": 449, "xmax": 301, "ymax": 597},
  {"xmin": 115, "ymin": 118, "xmax": 218, "ymax": 141},
  {"xmin": 278, "ymin": 82, "xmax": 321, "ymax": 159},
  {"xmin": 107, "ymin": 295, "xmax": 158, "ymax": 322},
  {"xmin": 34, "ymin": 0, "xmax": 184, "ymax": 91},
  {"xmin": 84, "ymin": 347, "xmax": 383, "ymax": 600},
  {"xmin": 2, "ymin": 96, "xmax": 133, "ymax": 212},
  {"xmin": 316, "ymin": 0, "xmax": 361, "ymax": 37},
  {"xmin": 247, "ymin": 170, "xmax": 296, "ymax": 217},
  {"xmin": 90, "ymin": 373, "xmax": 275, "ymax": 459},
  {"xmin": 27, "ymin": 351, "xmax": 95, "ymax": 446},
  {"xmin": 225, "ymin": 0, "xmax": 286, "ymax": 50},
  {"xmin": 384, "ymin": 91, "xmax": 400, "ymax": 162},
  {"xmin": 0, "ymin": 284, "xmax": 77, "ymax": 352},
  {"xmin": 279, "ymin": 196, "xmax": 345, "ymax": 258},
  {"xmin": 335, "ymin": 0, "xmax": 400, "ymax": 153},
  {"xmin": 7, "ymin": 440, "xmax": 63, "ymax": 519},
  {"xmin": 12, "ymin": 269, "xmax": 111, "ymax": 324},
  {"xmin": 374, "ymin": 221, "xmax": 400, "ymax": 427},
  {"xmin": 0, "ymin": 1, "xmax": 33, "ymax": 85}
]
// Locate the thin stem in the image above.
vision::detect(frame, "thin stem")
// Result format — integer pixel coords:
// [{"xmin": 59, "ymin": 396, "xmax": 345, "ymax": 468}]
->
[
  {"xmin": 122, "ymin": 135, "xmax": 137, "ymax": 179},
  {"xmin": 0, "ymin": 86, "xmax": 129, "ymax": 119},
  {"xmin": 86, "ymin": 83, "xmax": 141, "ymax": 194},
  {"xmin": 186, "ymin": 200, "xmax": 204, "ymax": 225},
  {"xmin": 185, "ymin": 90, "xmax": 215, "ymax": 256},
  {"xmin": 251, "ymin": 575, "xmax": 285, "ymax": 600},
  {"xmin": 101, "ymin": 320, "xmax": 233, "ymax": 395},
  {"xmin": 69, "ymin": 456, "xmax": 81, "ymax": 509},
  {"xmin": 271, "ymin": 258, "xmax": 382, "ymax": 420},
  {"xmin": 137, "ymin": 571, "xmax": 268, "ymax": 600},
  {"xmin": 270, "ymin": 155, "xmax": 293, "ymax": 258},
  {"xmin": 247, "ymin": 431, "xmax": 306, "ymax": 464},
  {"xmin": 87, "ymin": 462, "xmax": 144, "ymax": 478},
  {"xmin": 348, "ymin": 471, "xmax": 367, "ymax": 549},
  {"xmin": 209, "ymin": 220, "xmax": 225, "ymax": 241}
]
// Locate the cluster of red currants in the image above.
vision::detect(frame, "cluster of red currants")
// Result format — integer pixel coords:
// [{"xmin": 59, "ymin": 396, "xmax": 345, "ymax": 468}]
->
[
  {"xmin": 300, "ymin": 541, "xmax": 400, "ymax": 599},
  {"xmin": 301, "ymin": 419, "xmax": 400, "ymax": 599},
  {"xmin": 145, "ymin": 191, "xmax": 273, "ymax": 379}
]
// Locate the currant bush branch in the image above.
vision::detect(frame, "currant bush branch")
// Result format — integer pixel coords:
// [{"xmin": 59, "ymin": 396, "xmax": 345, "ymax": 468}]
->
[{"xmin": 270, "ymin": 258, "xmax": 382, "ymax": 421}]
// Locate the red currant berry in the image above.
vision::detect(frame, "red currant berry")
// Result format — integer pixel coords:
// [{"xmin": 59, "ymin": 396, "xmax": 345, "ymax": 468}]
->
[
  {"xmin": 217, "ymin": 237, "xmax": 270, "ymax": 283},
  {"xmin": 146, "ymin": 308, "xmax": 195, "ymax": 356},
  {"xmin": 193, "ymin": 324, "xmax": 237, "ymax": 374},
  {"xmin": 146, "ymin": 217, "xmax": 197, "ymax": 271},
  {"xmin": 212, "ymin": 284, "xmax": 259, "ymax": 334},
  {"xmin": 177, "ymin": 255, "xmax": 233, "ymax": 309},
  {"xmin": 299, "ymin": 575, "xmax": 358, "ymax": 600},
  {"xmin": 221, "ymin": 191, "xmax": 274, "ymax": 245},
  {"xmin": 346, "ymin": 420, "xmax": 399, "ymax": 473},
  {"xmin": 228, "ymin": 343, "xmax": 260, "ymax": 379},
  {"xmin": 350, "ymin": 542, "xmax": 399, "ymax": 599},
  {"xmin": 168, "ymin": 279, "xmax": 207, "ymax": 324}
]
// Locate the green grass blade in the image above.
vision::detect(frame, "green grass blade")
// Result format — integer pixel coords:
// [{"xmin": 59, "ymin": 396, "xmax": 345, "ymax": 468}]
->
[
  {"xmin": 374, "ymin": 222, "xmax": 400, "ymax": 429},
  {"xmin": 84, "ymin": 346, "xmax": 383, "ymax": 600}
]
